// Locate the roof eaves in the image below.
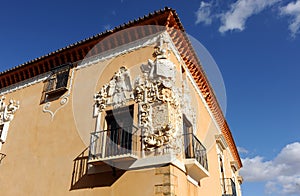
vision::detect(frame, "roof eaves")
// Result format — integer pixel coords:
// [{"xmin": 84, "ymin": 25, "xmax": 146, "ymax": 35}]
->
[{"xmin": 0, "ymin": 7, "xmax": 175, "ymax": 76}]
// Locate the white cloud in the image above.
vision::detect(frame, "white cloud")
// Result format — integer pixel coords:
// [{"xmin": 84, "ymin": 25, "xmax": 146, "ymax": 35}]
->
[
  {"xmin": 219, "ymin": 0, "xmax": 281, "ymax": 33},
  {"xmin": 241, "ymin": 156, "xmax": 284, "ymax": 181},
  {"xmin": 280, "ymin": 0, "xmax": 300, "ymax": 38},
  {"xmin": 195, "ymin": 1, "xmax": 213, "ymax": 25},
  {"xmin": 240, "ymin": 142, "xmax": 300, "ymax": 195},
  {"xmin": 237, "ymin": 146, "xmax": 249, "ymax": 154},
  {"xmin": 195, "ymin": 0, "xmax": 300, "ymax": 38},
  {"xmin": 276, "ymin": 175, "xmax": 300, "ymax": 195}
]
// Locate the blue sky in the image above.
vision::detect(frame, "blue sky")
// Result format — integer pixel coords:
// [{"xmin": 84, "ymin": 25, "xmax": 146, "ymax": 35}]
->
[{"xmin": 1, "ymin": 0, "xmax": 300, "ymax": 195}]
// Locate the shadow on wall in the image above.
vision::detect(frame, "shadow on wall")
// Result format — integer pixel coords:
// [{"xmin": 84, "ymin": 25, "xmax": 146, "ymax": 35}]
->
[{"xmin": 70, "ymin": 148, "xmax": 125, "ymax": 190}]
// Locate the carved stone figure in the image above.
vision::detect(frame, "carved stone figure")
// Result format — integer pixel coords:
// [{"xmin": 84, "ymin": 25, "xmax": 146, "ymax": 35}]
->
[
  {"xmin": 108, "ymin": 66, "xmax": 132, "ymax": 108},
  {"xmin": 140, "ymin": 35, "xmax": 176, "ymax": 88},
  {"xmin": 95, "ymin": 66, "xmax": 133, "ymax": 112},
  {"xmin": 0, "ymin": 96, "xmax": 20, "ymax": 125}
]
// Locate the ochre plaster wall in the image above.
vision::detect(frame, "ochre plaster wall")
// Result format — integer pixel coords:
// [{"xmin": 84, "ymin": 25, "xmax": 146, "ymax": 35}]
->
[{"xmin": 0, "ymin": 43, "xmax": 241, "ymax": 196}]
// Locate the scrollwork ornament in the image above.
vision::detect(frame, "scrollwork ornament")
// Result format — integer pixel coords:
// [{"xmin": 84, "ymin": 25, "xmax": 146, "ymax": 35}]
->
[
  {"xmin": 43, "ymin": 95, "xmax": 69, "ymax": 120},
  {"xmin": 140, "ymin": 103, "xmax": 150, "ymax": 126}
]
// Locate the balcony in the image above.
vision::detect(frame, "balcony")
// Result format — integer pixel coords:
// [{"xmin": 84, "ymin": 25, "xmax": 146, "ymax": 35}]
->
[
  {"xmin": 88, "ymin": 126, "xmax": 141, "ymax": 169},
  {"xmin": 0, "ymin": 153, "xmax": 6, "ymax": 164},
  {"xmin": 183, "ymin": 133, "xmax": 209, "ymax": 181},
  {"xmin": 221, "ymin": 178, "xmax": 237, "ymax": 196}
]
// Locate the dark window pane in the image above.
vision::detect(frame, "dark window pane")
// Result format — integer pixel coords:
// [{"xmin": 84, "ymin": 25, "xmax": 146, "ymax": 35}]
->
[
  {"xmin": 46, "ymin": 78, "xmax": 56, "ymax": 91},
  {"xmin": 56, "ymin": 71, "xmax": 69, "ymax": 89}
]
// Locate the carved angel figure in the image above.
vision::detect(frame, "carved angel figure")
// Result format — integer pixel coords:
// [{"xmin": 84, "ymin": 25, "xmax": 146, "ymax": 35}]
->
[
  {"xmin": 108, "ymin": 66, "xmax": 132, "ymax": 108},
  {"xmin": 94, "ymin": 66, "xmax": 133, "ymax": 112},
  {"xmin": 0, "ymin": 97, "xmax": 20, "ymax": 123}
]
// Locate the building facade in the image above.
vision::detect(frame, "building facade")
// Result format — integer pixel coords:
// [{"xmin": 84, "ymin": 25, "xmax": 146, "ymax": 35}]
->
[{"xmin": 0, "ymin": 8, "xmax": 243, "ymax": 196}]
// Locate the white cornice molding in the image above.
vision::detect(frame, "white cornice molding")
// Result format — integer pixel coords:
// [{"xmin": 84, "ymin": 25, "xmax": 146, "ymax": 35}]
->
[
  {"xmin": 0, "ymin": 73, "xmax": 49, "ymax": 96},
  {"xmin": 215, "ymin": 134, "xmax": 228, "ymax": 151},
  {"xmin": 76, "ymin": 31, "xmax": 166, "ymax": 70},
  {"xmin": 230, "ymin": 160, "xmax": 239, "ymax": 172},
  {"xmin": 75, "ymin": 30, "xmax": 183, "ymax": 70},
  {"xmin": 237, "ymin": 175, "xmax": 243, "ymax": 184}
]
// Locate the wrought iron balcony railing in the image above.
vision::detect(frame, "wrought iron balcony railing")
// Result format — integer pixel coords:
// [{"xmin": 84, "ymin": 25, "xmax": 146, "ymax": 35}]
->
[
  {"xmin": 89, "ymin": 126, "xmax": 141, "ymax": 161},
  {"xmin": 221, "ymin": 178, "xmax": 237, "ymax": 196},
  {"xmin": 184, "ymin": 133, "xmax": 208, "ymax": 171},
  {"xmin": 0, "ymin": 153, "xmax": 6, "ymax": 164}
]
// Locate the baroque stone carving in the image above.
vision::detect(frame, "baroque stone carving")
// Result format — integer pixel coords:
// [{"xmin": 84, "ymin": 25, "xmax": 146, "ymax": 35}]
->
[
  {"xmin": 151, "ymin": 104, "xmax": 169, "ymax": 130},
  {"xmin": 0, "ymin": 96, "xmax": 20, "ymax": 124},
  {"xmin": 140, "ymin": 103, "xmax": 151, "ymax": 127},
  {"xmin": 134, "ymin": 77, "xmax": 179, "ymax": 108},
  {"xmin": 94, "ymin": 84, "xmax": 109, "ymax": 113},
  {"xmin": 94, "ymin": 66, "xmax": 132, "ymax": 113},
  {"xmin": 133, "ymin": 35, "xmax": 182, "ymax": 152},
  {"xmin": 144, "ymin": 123, "xmax": 174, "ymax": 151},
  {"xmin": 92, "ymin": 34, "xmax": 184, "ymax": 154},
  {"xmin": 140, "ymin": 35, "xmax": 176, "ymax": 88}
]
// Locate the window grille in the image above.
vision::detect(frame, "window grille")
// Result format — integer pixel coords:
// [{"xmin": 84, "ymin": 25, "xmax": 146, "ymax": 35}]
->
[{"xmin": 41, "ymin": 63, "xmax": 72, "ymax": 103}]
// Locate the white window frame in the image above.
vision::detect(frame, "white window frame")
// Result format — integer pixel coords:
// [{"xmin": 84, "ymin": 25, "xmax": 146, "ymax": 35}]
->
[{"xmin": 0, "ymin": 122, "xmax": 10, "ymax": 150}]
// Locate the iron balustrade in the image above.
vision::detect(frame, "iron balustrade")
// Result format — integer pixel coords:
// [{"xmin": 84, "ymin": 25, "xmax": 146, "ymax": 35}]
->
[
  {"xmin": 221, "ymin": 178, "xmax": 237, "ymax": 196},
  {"xmin": 89, "ymin": 125, "xmax": 141, "ymax": 160},
  {"xmin": 184, "ymin": 132, "xmax": 208, "ymax": 171}
]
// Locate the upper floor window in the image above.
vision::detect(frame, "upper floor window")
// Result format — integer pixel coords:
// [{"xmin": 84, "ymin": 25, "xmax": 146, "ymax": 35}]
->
[
  {"xmin": 41, "ymin": 63, "xmax": 72, "ymax": 103},
  {"xmin": 105, "ymin": 105, "xmax": 134, "ymax": 156}
]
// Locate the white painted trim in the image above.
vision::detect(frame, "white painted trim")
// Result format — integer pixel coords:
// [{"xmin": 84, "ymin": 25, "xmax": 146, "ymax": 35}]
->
[
  {"xmin": 0, "ymin": 122, "xmax": 10, "ymax": 150},
  {"xmin": 75, "ymin": 31, "xmax": 183, "ymax": 71},
  {"xmin": 0, "ymin": 122, "xmax": 9, "ymax": 144},
  {"xmin": 187, "ymin": 175, "xmax": 200, "ymax": 187},
  {"xmin": 215, "ymin": 134, "xmax": 228, "ymax": 150},
  {"xmin": 184, "ymin": 69, "xmax": 222, "ymax": 134},
  {"xmin": 76, "ymin": 31, "xmax": 165, "ymax": 70}
]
